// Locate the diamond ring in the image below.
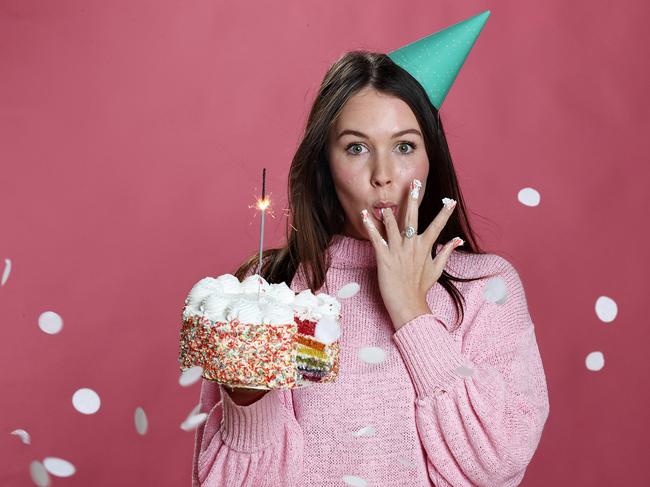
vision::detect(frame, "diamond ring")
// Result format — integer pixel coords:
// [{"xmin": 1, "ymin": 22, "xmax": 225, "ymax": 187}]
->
[{"xmin": 403, "ymin": 226, "xmax": 416, "ymax": 238}]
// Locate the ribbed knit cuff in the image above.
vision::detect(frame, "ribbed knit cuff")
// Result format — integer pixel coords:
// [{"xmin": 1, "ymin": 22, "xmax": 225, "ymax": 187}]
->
[
  {"xmin": 219, "ymin": 384, "xmax": 286, "ymax": 452},
  {"xmin": 392, "ymin": 313, "xmax": 468, "ymax": 398}
]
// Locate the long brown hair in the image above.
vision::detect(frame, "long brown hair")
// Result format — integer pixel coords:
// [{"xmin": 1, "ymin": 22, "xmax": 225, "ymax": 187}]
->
[{"xmin": 235, "ymin": 50, "xmax": 497, "ymax": 331}]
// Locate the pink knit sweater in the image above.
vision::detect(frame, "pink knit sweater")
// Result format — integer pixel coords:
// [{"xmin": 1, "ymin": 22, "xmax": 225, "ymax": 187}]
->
[{"xmin": 191, "ymin": 234, "xmax": 549, "ymax": 486}]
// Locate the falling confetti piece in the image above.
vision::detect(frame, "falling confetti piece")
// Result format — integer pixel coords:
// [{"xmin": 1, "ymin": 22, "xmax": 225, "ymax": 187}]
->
[
  {"xmin": 315, "ymin": 317, "xmax": 341, "ymax": 344},
  {"xmin": 358, "ymin": 346, "xmax": 386, "ymax": 364},
  {"xmin": 337, "ymin": 282, "xmax": 360, "ymax": 299},
  {"xmin": 484, "ymin": 276, "xmax": 507, "ymax": 304},
  {"xmin": 188, "ymin": 403, "xmax": 201, "ymax": 417},
  {"xmin": 11, "ymin": 429, "xmax": 31, "ymax": 444},
  {"xmin": 72, "ymin": 388, "xmax": 101, "ymax": 414},
  {"xmin": 595, "ymin": 296, "xmax": 617, "ymax": 323},
  {"xmin": 352, "ymin": 426, "xmax": 376, "ymax": 437},
  {"xmin": 517, "ymin": 187, "xmax": 541, "ymax": 207},
  {"xmin": 38, "ymin": 311, "xmax": 63, "ymax": 335},
  {"xmin": 455, "ymin": 365, "xmax": 475, "ymax": 377},
  {"xmin": 134, "ymin": 407, "xmax": 148, "ymax": 435},
  {"xmin": 43, "ymin": 457, "xmax": 76, "ymax": 477},
  {"xmin": 586, "ymin": 351, "xmax": 605, "ymax": 371},
  {"xmin": 181, "ymin": 413, "xmax": 207, "ymax": 431},
  {"xmin": 397, "ymin": 457, "xmax": 418, "ymax": 469},
  {"xmin": 342, "ymin": 475, "xmax": 368, "ymax": 486},
  {"xmin": 29, "ymin": 460, "xmax": 50, "ymax": 487},
  {"xmin": 1, "ymin": 258, "xmax": 11, "ymax": 286},
  {"xmin": 179, "ymin": 365, "xmax": 204, "ymax": 387}
]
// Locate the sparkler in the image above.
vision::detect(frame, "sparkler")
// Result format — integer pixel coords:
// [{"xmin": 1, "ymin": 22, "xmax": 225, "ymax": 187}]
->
[{"xmin": 255, "ymin": 168, "xmax": 270, "ymax": 277}]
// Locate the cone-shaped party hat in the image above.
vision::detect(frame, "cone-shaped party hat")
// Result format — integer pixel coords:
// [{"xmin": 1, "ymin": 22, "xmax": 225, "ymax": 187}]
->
[{"xmin": 387, "ymin": 10, "xmax": 490, "ymax": 109}]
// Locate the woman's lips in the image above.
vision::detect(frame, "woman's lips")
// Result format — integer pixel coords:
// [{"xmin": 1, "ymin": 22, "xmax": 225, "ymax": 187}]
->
[{"xmin": 372, "ymin": 205, "xmax": 398, "ymax": 221}]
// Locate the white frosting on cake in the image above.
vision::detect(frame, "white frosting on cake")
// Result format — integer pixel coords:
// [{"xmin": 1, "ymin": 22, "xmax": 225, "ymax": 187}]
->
[{"xmin": 183, "ymin": 273, "xmax": 341, "ymax": 326}]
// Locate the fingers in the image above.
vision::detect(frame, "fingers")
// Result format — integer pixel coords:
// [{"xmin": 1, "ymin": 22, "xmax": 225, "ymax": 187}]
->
[
  {"xmin": 432, "ymin": 236, "xmax": 464, "ymax": 276},
  {"xmin": 380, "ymin": 207, "xmax": 401, "ymax": 245},
  {"xmin": 361, "ymin": 209, "xmax": 389, "ymax": 249},
  {"xmin": 404, "ymin": 178, "xmax": 422, "ymax": 238},
  {"xmin": 422, "ymin": 197, "xmax": 457, "ymax": 248}
]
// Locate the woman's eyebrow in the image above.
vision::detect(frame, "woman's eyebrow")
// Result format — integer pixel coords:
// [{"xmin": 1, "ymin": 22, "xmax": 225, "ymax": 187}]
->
[{"xmin": 336, "ymin": 128, "xmax": 422, "ymax": 139}]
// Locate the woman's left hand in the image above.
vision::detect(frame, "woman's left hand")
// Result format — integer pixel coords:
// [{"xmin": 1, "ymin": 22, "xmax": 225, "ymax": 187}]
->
[{"xmin": 361, "ymin": 179, "xmax": 464, "ymax": 331}]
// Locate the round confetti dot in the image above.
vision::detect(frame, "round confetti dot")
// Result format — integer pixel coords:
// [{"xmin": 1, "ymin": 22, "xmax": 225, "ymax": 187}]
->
[
  {"xmin": 315, "ymin": 317, "xmax": 341, "ymax": 344},
  {"xmin": 595, "ymin": 296, "xmax": 617, "ymax": 323},
  {"xmin": 342, "ymin": 475, "xmax": 368, "ymax": 486},
  {"xmin": 455, "ymin": 365, "xmax": 475, "ymax": 377},
  {"xmin": 585, "ymin": 351, "xmax": 605, "ymax": 371},
  {"xmin": 134, "ymin": 407, "xmax": 148, "ymax": 435},
  {"xmin": 181, "ymin": 413, "xmax": 207, "ymax": 431},
  {"xmin": 29, "ymin": 460, "xmax": 50, "ymax": 487},
  {"xmin": 1, "ymin": 258, "xmax": 11, "ymax": 286},
  {"xmin": 43, "ymin": 457, "xmax": 75, "ymax": 477},
  {"xmin": 337, "ymin": 282, "xmax": 361, "ymax": 299},
  {"xmin": 484, "ymin": 276, "xmax": 507, "ymax": 304},
  {"xmin": 351, "ymin": 426, "xmax": 376, "ymax": 437},
  {"xmin": 11, "ymin": 428, "xmax": 31, "ymax": 444},
  {"xmin": 38, "ymin": 311, "xmax": 63, "ymax": 335},
  {"xmin": 72, "ymin": 388, "xmax": 101, "ymax": 414},
  {"xmin": 517, "ymin": 187, "xmax": 541, "ymax": 207},
  {"xmin": 179, "ymin": 365, "xmax": 203, "ymax": 387},
  {"xmin": 358, "ymin": 346, "xmax": 386, "ymax": 364}
]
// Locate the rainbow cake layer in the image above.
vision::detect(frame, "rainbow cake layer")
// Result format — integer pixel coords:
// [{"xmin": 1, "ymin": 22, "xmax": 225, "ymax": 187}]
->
[{"xmin": 179, "ymin": 273, "xmax": 342, "ymax": 390}]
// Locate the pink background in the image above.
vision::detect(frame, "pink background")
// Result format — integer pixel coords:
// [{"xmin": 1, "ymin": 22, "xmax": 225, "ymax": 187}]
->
[{"xmin": 1, "ymin": 0, "xmax": 649, "ymax": 485}]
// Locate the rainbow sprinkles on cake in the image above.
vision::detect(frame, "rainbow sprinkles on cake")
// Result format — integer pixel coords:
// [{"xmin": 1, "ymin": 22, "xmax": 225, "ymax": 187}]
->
[{"xmin": 179, "ymin": 273, "xmax": 342, "ymax": 390}]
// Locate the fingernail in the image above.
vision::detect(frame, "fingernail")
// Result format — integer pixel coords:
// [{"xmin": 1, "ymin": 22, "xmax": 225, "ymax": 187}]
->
[
  {"xmin": 451, "ymin": 237, "xmax": 464, "ymax": 249},
  {"xmin": 381, "ymin": 238, "xmax": 388, "ymax": 247},
  {"xmin": 442, "ymin": 197, "xmax": 457, "ymax": 210},
  {"xmin": 361, "ymin": 209, "xmax": 370, "ymax": 223},
  {"xmin": 410, "ymin": 179, "xmax": 422, "ymax": 200}
]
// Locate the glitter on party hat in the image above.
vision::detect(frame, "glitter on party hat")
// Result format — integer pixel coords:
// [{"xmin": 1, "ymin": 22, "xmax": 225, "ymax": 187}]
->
[{"xmin": 387, "ymin": 10, "xmax": 491, "ymax": 109}]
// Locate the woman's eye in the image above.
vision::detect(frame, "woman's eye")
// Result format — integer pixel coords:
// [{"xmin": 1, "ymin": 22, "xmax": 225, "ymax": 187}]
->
[
  {"xmin": 397, "ymin": 142, "xmax": 416, "ymax": 154},
  {"xmin": 346, "ymin": 143, "xmax": 367, "ymax": 155}
]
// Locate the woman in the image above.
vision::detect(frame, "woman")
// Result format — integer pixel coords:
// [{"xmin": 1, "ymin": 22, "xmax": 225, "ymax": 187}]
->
[{"xmin": 191, "ymin": 51, "xmax": 549, "ymax": 486}]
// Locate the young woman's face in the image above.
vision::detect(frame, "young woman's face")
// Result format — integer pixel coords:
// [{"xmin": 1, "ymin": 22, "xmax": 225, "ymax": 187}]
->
[{"xmin": 327, "ymin": 86, "xmax": 429, "ymax": 241}]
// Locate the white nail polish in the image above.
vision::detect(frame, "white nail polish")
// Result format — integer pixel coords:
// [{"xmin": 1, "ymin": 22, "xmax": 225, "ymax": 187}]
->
[
  {"xmin": 361, "ymin": 209, "xmax": 370, "ymax": 222},
  {"xmin": 442, "ymin": 197, "xmax": 457, "ymax": 210},
  {"xmin": 410, "ymin": 179, "xmax": 422, "ymax": 200},
  {"xmin": 381, "ymin": 238, "xmax": 388, "ymax": 246}
]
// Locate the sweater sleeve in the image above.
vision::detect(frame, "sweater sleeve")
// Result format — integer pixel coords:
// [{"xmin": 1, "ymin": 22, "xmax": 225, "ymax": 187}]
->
[
  {"xmin": 391, "ymin": 258, "xmax": 550, "ymax": 487},
  {"xmin": 191, "ymin": 379, "xmax": 305, "ymax": 486}
]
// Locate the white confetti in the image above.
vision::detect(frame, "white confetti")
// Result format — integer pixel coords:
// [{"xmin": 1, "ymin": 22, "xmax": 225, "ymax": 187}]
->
[
  {"xmin": 38, "ymin": 311, "xmax": 63, "ymax": 335},
  {"xmin": 1, "ymin": 258, "xmax": 11, "ymax": 286},
  {"xmin": 484, "ymin": 276, "xmax": 507, "ymax": 304},
  {"xmin": 586, "ymin": 351, "xmax": 605, "ymax": 371},
  {"xmin": 43, "ymin": 457, "xmax": 75, "ymax": 477},
  {"xmin": 455, "ymin": 365, "xmax": 475, "ymax": 377},
  {"xmin": 315, "ymin": 317, "xmax": 341, "ymax": 344},
  {"xmin": 517, "ymin": 187, "xmax": 541, "ymax": 207},
  {"xmin": 181, "ymin": 412, "xmax": 207, "ymax": 431},
  {"xmin": 188, "ymin": 403, "xmax": 201, "ymax": 417},
  {"xmin": 179, "ymin": 365, "xmax": 203, "ymax": 387},
  {"xmin": 337, "ymin": 282, "xmax": 360, "ymax": 299},
  {"xmin": 595, "ymin": 296, "xmax": 617, "ymax": 323},
  {"xmin": 397, "ymin": 457, "xmax": 418, "ymax": 469},
  {"xmin": 29, "ymin": 460, "xmax": 50, "ymax": 486},
  {"xmin": 352, "ymin": 426, "xmax": 376, "ymax": 437},
  {"xmin": 72, "ymin": 388, "xmax": 101, "ymax": 414},
  {"xmin": 11, "ymin": 428, "xmax": 31, "ymax": 444},
  {"xmin": 342, "ymin": 475, "xmax": 368, "ymax": 486},
  {"xmin": 358, "ymin": 346, "xmax": 386, "ymax": 364},
  {"xmin": 134, "ymin": 407, "xmax": 148, "ymax": 435}
]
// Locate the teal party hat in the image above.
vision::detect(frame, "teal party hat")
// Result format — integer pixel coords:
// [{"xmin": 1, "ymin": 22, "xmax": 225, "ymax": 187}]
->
[{"xmin": 387, "ymin": 10, "xmax": 491, "ymax": 109}]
